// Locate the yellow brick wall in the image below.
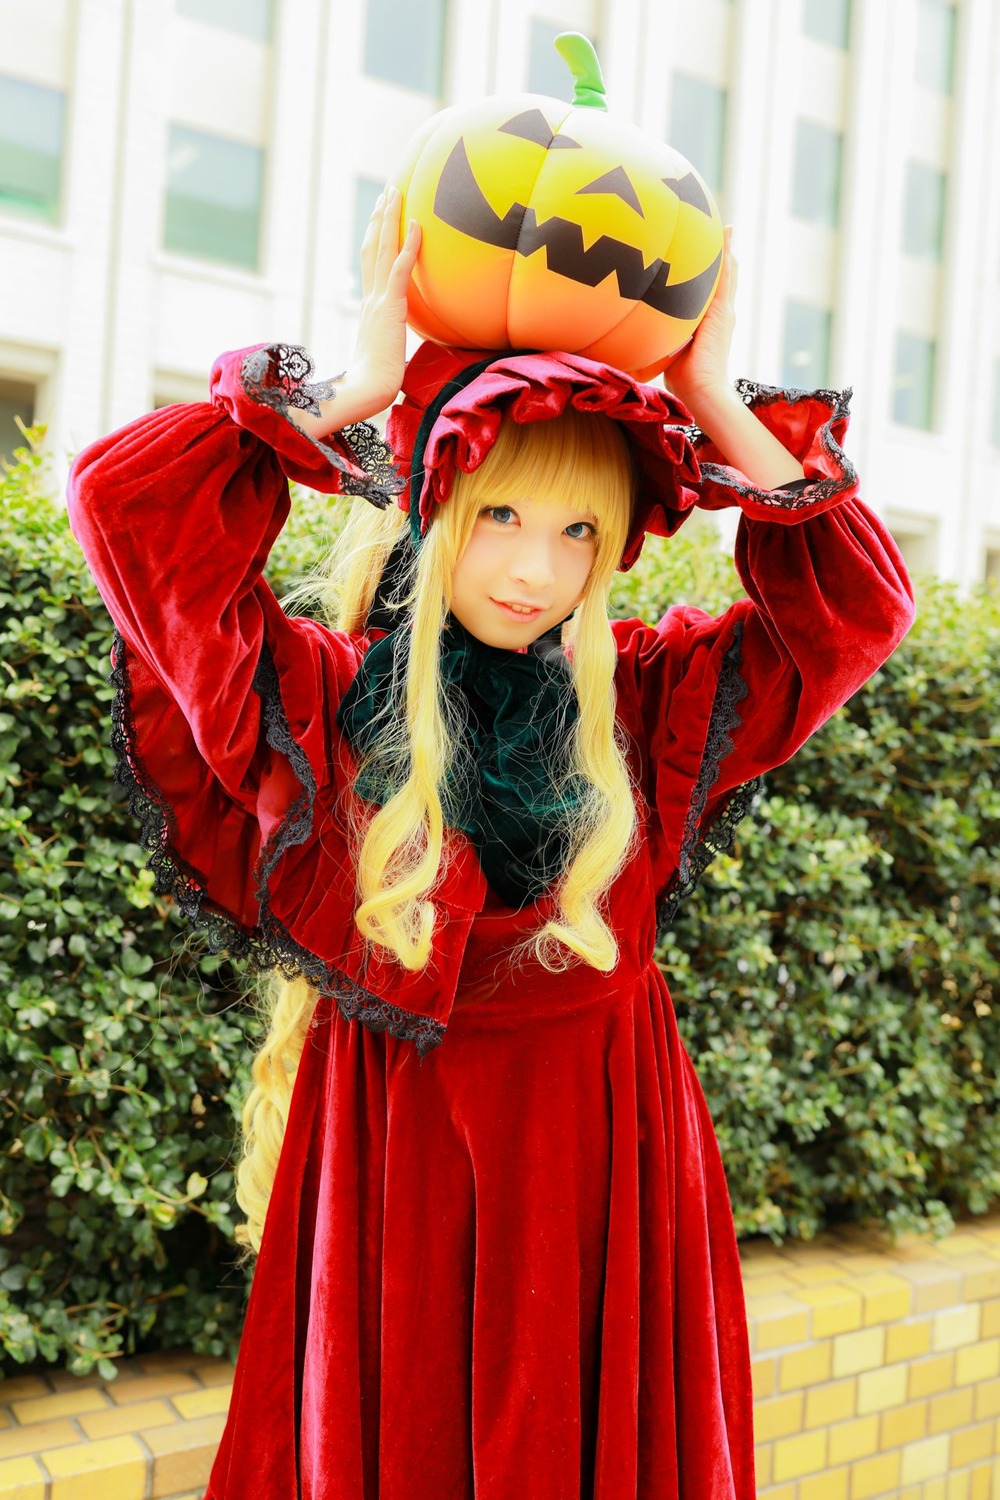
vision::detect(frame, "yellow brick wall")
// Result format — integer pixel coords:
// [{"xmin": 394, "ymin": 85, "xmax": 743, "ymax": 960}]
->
[
  {"xmin": 1, "ymin": 1221, "xmax": 999, "ymax": 1498},
  {"xmin": 745, "ymin": 1218, "xmax": 1000, "ymax": 1499}
]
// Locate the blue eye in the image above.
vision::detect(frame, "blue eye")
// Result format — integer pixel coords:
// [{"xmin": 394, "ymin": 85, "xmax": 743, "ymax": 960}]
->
[
  {"xmin": 565, "ymin": 520, "xmax": 596, "ymax": 540},
  {"xmin": 485, "ymin": 505, "xmax": 515, "ymax": 524}
]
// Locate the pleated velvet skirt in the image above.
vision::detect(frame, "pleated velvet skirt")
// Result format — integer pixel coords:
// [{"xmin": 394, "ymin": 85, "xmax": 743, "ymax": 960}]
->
[{"xmin": 206, "ymin": 911, "xmax": 755, "ymax": 1499}]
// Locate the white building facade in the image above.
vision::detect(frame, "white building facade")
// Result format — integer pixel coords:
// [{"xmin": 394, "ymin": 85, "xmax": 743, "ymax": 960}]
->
[{"xmin": 1, "ymin": 0, "xmax": 998, "ymax": 584}]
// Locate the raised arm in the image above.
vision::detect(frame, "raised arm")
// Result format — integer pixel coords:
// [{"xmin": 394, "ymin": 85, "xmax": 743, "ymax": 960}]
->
[
  {"xmin": 67, "ymin": 186, "xmax": 418, "ymax": 863},
  {"xmin": 287, "ymin": 186, "xmax": 420, "ymax": 437},
  {"xmin": 662, "ymin": 229, "xmax": 805, "ymax": 489},
  {"xmin": 619, "ymin": 235, "xmax": 914, "ymax": 912}
]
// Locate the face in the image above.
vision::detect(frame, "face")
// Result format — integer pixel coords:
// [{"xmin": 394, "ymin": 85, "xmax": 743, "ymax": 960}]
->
[{"xmin": 449, "ymin": 493, "xmax": 598, "ymax": 649}]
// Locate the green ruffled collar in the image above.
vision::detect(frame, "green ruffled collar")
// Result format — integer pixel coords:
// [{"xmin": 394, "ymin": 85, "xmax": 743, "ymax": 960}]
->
[{"xmin": 336, "ymin": 616, "xmax": 583, "ymax": 907}]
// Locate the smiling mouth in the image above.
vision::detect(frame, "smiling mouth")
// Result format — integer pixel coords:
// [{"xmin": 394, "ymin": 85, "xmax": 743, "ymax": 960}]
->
[{"xmin": 494, "ymin": 600, "xmax": 543, "ymax": 616}]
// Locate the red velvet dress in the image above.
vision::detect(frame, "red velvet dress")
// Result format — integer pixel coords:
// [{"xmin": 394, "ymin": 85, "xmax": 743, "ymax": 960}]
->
[{"xmin": 67, "ymin": 346, "xmax": 914, "ymax": 1500}]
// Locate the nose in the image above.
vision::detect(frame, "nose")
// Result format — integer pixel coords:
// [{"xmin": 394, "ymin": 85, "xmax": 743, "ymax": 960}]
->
[{"xmin": 509, "ymin": 534, "xmax": 557, "ymax": 591}]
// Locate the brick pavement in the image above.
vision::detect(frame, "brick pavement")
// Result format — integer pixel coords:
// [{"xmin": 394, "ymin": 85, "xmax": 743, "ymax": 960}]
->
[
  {"xmin": 3, "ymin": 1218, "xmax": 1000, "ymax": 1497},
  {"xmin": 0, "ymin": 1350, "xmax": 232, "ymax": 1499}
]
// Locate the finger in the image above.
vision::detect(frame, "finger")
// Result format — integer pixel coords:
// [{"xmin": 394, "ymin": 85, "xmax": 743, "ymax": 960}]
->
[
  {"xmin": 373, "ymin": 185, "xmax": 403, "ymax": 291},
  {"xmin": 385, "ymin": 219, "xmax": 421, "ymax": 298},
  {"xmin": 723, "ymin": 228, "xmax": 738, "ymax": 302},
  {"xmin": 359, "ymin": 191, "xmax": 385, "ymax": 300},
  {"xmin": 717, "ymin": 226, "xmax": 737, "ymax": 307}
]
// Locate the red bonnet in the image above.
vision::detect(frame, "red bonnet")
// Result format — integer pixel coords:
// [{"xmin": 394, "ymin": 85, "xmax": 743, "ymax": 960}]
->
[{"xmin": 385, "ymin": 342, "xmax": 703, "ymax": 570}]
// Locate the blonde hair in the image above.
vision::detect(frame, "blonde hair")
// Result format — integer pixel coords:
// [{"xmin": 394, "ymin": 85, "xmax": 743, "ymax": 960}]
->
[
  {"xmin": 353, "ymin": 408, "xmax": 637, "ymax": 972},
  {"xmin": 234, "ymin": 973, "xmax": 315, "ymax": 1254},
  {"xmin": 236, "ymin": 406, "xmax": 637, "ymax": 1250}
]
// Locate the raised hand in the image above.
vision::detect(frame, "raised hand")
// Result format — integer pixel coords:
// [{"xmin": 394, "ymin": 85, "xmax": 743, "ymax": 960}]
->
[
  {"xmin": 658, "ymin": 229, "xmax": 805, "ymax": 486},
  {"xmin": 287, "ymin": 186, "xmax": 420, "ymax": 435},
  {"xmin": 348, "ymin": 186, "xmax": 421, "ymax": 420},
  {"xmin": 660, "ymin": 227, "xmax": 737, "ymax": 414}
]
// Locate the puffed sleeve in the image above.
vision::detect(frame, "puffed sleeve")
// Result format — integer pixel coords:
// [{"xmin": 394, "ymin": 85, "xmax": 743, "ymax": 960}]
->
[
  {"xmin": 613, "ymin": 381, "xmax": 915, "ymax": 919},
  {"xmin": 66, "ymin": 345, "xmax": 461, "ymax": 1053}
]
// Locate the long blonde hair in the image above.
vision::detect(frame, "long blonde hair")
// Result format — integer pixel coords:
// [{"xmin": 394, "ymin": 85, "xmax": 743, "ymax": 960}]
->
[
  {"xmin": 352, "ymin": 408, "xmax": 636, "ymax": 972},
  {"xmin": 236, "ymin": 406, "xmax": 636, "ymax": 1251}
]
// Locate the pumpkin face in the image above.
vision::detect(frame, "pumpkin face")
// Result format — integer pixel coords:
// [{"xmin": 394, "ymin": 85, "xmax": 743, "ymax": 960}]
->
[{"xmin": 391, "ymin": 86, "xmax": 723, "ymax": 379}]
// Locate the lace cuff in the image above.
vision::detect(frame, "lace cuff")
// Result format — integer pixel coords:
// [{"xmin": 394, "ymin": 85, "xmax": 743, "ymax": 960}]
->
[
  {"xmin": 691, "ymin": 378, "xmax": 859, "ymax": 524},
  {"xmin": 210, "ymin": 343, "xmax": 404, "ymax": 506},
  {"xmin": 656, "ymin": 621, "xmax": 763, "ymax": 931}
]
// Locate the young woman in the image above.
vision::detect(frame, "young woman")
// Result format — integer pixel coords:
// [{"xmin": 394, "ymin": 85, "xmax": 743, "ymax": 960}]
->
[{"xmin": 68, "ymin": 190, "xmax": 913, "ymax": 1499}]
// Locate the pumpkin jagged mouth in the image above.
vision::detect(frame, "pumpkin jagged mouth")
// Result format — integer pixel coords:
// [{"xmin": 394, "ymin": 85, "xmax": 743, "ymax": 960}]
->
[{"xmin": 433, "ymin": 138, "xmax": 721, "ymax": 321}]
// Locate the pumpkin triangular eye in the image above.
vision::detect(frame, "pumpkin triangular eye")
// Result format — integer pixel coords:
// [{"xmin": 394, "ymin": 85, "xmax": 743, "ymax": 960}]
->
[
  {"xmin": 499, "ymin": 110, "xmax": 557, "ymax": 146},
  {"xmin": 663, "ymin": 172, "xmax": 712, "ymax": 217},
  {"xmin": 576, "ymin": 166, "xmax": 644, "ymax": 217}
]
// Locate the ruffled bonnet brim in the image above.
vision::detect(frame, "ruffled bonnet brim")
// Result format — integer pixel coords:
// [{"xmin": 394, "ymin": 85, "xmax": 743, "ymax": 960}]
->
[{"xmin": 385, "ymin": 342, "xmax": 704, "ymax": 570}]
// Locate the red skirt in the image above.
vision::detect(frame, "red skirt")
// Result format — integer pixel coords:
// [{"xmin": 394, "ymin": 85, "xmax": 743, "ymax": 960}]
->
[{"xmin": 206, "ymin": 933, "xmax": 755, "ymax": 1499}]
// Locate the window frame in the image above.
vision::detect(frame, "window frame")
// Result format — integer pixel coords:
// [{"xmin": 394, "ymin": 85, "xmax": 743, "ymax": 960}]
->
[
  {"xmin": 892, "ymin": 330, "xmax": 937, "ymax": 431},
  {"xmin": 174, "ymin": 0, "xmax": 273, "ymax": 43},
  {"xmin": 790, "ymin": 118, "xmax": 843, "ymax": 229},
  {"xmin": 362, "ymin": 0, "xmax": 447, "ymax": 97},
  {"xmin": 163, "ymin": 122, "xmax": 266, "ymax": 274},
  {"xmin": 782, "ymin": 299, "xmax": 833, "ymax": 389},
  {"xmin": 668, "ymin": 72, "xmax": 727, "ymax": 197},
  {"xmin": 0, "ymin": 73, "xmax": 66, "ymax": 226}
]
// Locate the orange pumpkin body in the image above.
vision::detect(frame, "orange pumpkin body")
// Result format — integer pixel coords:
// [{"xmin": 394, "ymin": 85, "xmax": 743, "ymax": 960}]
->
[{"xmin": 391, "ymin": 92, "xmax": 723, "ymax": 380}]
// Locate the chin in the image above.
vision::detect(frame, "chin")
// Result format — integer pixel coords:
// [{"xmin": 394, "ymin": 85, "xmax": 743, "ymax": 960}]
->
[{"xmin": 478, "ymin": 625, "xmax": 533, "ymax": 650}]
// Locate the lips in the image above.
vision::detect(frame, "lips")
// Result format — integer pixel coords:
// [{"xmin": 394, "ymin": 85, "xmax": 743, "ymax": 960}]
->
[{"xmin": 493, "ymin": 599, "xmax": 543, "ymax": 620}]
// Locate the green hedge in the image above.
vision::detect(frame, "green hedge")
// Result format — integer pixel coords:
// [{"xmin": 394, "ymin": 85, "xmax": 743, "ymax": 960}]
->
[
  {"xmin": 1, "ymin": 436, "xmax": 997, "ymax": 1377},
  {"xmin": 1, "ymin": 438, "xmax": 251, "ymax": 1377}
]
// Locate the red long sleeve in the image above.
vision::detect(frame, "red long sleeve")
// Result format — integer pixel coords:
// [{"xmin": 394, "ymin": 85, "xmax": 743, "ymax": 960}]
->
[
  {"xmin": 67, "ymin": 346, "xmax": 468, "ymax": 1052},
  {"xmin": 613, "ymin": 383, "xmax": 915, "ymax": 909}
]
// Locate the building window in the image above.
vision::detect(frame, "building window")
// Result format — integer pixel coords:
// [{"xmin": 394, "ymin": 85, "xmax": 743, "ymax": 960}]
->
[
  {"xmin": 893, "ymin": 332, "xmax": 936, "ymax": 429},
  {"xmin": 803, "ymin": 0, "xmax": 851, "ymax": 48},
  {"xmin": 528, "ymin": 20, "xmax": 575, "ymax": 100},
  {"xmin": 0, "ymin": 378, "xmax": 36, "ymax": 464},
  {"xmin": 164, "ymin": 125, "xmax": 263, "ymax": 272},
  {"xmin": 915, "ymin": 0, "xmax": 956, "ymax": 93},
  {"xmin": 903, "ymin": 161, "xmax": 946, "ymax": 260},
  {"xmin": 782, "ymin": 301, "xmax": 832, "ymax": 388},
  {"xmin": 352, "ymin": 175, "xmax": 383, "ymax": 297},
  {"xmin": 669, "ymin": 75, "xmax": 726, "ymax": 195},
  {"xmin": 0, "ymin": 75, "xmax": 64, "ymax": 224},
  {"xmin": 175, "ymin": 0, "xmax": 272, "ymax": 41},
  {"xmin": 363, "ymin": 0, "xmax": 446, "ymax": 96},
  {"xmin": 791, "ymin": 120, "xmax": 842, "ymax": 228}
]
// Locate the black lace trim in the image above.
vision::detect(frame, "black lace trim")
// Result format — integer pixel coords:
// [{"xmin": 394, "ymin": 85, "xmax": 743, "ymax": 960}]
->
[
  {"xmin": 240, "ymin": 344, "xmax": 405, "ymax": 508},
  {"xmin": 108, "ymin": 630, "xmax": 445, "ymax": 1056},
  {"xmin": 337, "ymin": 421, "xmax": 402, "ymax": 500},
  {"xmin": 110, "ymin": 631, "xmax": 263, "ymax": 959},
  {"xmin": 656, "ymin": 622, "xmax": 763, "ymax": 932},
  {"xmin": 689, "ymin": 377, "xmax": 857, "ymax": 509},
  {"xmin": 241, "ymin": 343, "xmax": 343, "ymax": 416}
]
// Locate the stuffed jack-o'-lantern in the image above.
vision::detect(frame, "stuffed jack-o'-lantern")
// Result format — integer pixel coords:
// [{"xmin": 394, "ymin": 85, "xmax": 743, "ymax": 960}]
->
[{"xmin": 390, "ymin": 34, "xmax": 724, "ymax": 380}]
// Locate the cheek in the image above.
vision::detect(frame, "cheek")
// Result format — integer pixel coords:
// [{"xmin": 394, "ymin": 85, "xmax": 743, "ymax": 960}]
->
[
  {"xmin": 451, "ymin": 533, "xmax": 491, "ymax": 589},
  {"xmin": 566, "ymin": 546, "xmax": 597, "ymax": 601}
]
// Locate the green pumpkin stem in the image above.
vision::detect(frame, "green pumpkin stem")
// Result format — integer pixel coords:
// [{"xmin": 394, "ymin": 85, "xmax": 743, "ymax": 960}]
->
[{"xmin": 554, "ymin": 33, "xmax": 609, "ymax": 111}]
